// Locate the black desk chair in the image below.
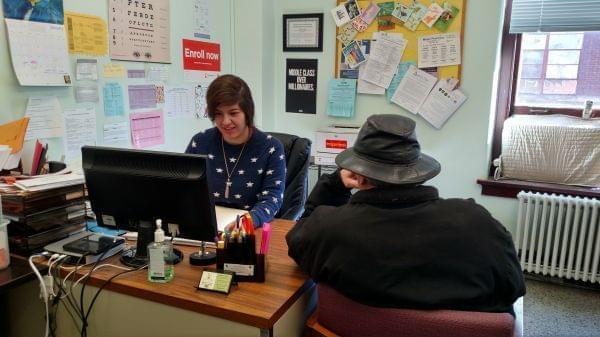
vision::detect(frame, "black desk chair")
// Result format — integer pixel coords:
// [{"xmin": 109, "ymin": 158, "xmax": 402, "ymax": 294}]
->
[{"xmin": 267, "ymin": 132, "xmax": 312, "ymax": 220}]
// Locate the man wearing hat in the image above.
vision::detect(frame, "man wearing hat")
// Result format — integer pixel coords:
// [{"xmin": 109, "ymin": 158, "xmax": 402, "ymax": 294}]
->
[{"xmin": 286, "ymin": 114, "xmax": 525, "ymax": 314}]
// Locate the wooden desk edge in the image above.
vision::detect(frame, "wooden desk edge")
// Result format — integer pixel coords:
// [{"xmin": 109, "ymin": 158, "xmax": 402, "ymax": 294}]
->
[{"xmin": 61, "ymin": 219, "xmax": 311, "ymax": 330}]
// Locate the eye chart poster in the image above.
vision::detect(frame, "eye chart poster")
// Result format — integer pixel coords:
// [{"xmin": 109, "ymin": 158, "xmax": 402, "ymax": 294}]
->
[{"xmin": 108, "ymin": 0, "xmax": 170, "ymax": 63}]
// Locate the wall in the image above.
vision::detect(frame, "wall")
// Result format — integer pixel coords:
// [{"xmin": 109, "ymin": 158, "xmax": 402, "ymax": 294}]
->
[
  {"xmin": 263, "ymin": 0, "xmax": 519, "ymax": 231},
  {"xmin": 0, "ymin": 0, "xmax": 234, "ymax": 163},
  {"xmin": 0, "ymin": 0, "xmax": 519, "ymax": 231}
]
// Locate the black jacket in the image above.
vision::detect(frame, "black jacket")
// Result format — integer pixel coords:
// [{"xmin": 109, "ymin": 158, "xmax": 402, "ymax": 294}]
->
[{"xmin": 286, "ymin": 171, "xmax": 525, "ymax": 314}]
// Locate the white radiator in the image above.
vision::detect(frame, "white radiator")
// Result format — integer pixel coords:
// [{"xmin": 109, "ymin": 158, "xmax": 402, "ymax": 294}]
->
[{"xmin": 515, "ymin": 191, "xmax": 600, "ymax": 283}]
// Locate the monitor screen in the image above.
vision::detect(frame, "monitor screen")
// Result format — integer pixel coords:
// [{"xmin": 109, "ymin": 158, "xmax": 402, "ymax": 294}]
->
[{"xmin": 82, "ymin": 146, "xmax": 217, "ymax": 267}]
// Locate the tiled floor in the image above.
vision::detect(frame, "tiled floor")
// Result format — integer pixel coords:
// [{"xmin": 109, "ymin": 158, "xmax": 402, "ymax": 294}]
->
[{"xmin": 524, "ymin": 278, "xmax": 600, "ymax": 337}]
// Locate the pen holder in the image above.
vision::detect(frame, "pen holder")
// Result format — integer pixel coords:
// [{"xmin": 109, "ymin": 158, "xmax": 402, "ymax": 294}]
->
[{"xmin": 216, "ymin": 234, "xmax": 265, "ymax": 282}]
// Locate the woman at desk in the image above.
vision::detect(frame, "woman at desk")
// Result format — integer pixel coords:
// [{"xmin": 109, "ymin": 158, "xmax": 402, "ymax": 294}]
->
[{"xmin": 186, "ymin": 74, "xmax": 285, "ymax": 229}]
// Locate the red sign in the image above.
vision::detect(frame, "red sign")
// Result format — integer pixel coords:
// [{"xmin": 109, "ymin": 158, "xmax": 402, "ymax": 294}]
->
[
  {"xmin": 325, "ymin": 139, "xmax": 348, "ymax": 150},
  {"xmin": 182, "ymin": 39, "xmax": 221, "ymax": 72}
]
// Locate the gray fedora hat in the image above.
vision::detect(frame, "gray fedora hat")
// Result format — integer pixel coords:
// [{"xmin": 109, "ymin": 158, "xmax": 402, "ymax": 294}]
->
[{"xmin": 335, "ymin": 114, "xmax": 440, "ymax": 184}]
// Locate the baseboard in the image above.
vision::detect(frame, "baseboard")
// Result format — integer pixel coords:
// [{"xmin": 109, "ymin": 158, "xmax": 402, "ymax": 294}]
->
[{"xmin": 524, "ymin": 272, "xmax": 600, "ymax": 291}]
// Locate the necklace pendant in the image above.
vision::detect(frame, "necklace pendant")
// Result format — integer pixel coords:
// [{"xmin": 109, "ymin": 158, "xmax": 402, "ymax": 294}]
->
[{"xmin": 225, "ymin": 179, "xmax": 231, "ymax": 198}]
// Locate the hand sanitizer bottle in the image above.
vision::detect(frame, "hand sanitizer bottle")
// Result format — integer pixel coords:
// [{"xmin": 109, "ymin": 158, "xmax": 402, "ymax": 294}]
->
[{"xmin": 148, "ymin": 219, "xmax": 174, "ymax": 283}]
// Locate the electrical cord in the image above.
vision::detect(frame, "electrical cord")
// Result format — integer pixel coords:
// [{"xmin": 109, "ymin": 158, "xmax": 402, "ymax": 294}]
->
[
  {"xmin": 42, "ymin": 243, "xmax": 136, "ymax": 336},
  {"xmin": 73, "ymin": 264, "xmax": 131, "ymax": 289},
  {"xmin": 28, "ymin": 253, "xmax": 50, "ymax": 337},
  {"xmin": 47, "ymin": 254, "xmax": 68, "ymax": 337},
  {"xmin": 50, "ymin": 258, "xmax": 84, "ymax": 335},
  {"xmin": 83, "ymin": 264, "xmax": 146, "ymax": 335},
  {"xmin": 62, "ymin": 256, "xmax": 87, "ymax": 335},
  {"xmin": 78, "ymin": 246, "xmax": 114, "ymax": 337}
]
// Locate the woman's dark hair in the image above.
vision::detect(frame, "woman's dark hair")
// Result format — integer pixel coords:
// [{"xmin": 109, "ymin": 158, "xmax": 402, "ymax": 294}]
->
[{"xmin": 206, "ymin": 74, "xmax": 254, "ymax": 127}]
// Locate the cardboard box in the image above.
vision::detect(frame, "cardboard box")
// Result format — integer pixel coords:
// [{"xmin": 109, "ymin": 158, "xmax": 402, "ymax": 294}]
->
[{"xmin": 315, "ymin": 126, "xmax": 360, "ymax": 155}]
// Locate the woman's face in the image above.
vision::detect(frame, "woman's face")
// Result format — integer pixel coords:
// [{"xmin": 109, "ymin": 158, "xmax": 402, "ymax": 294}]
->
[{"xmin": 214, "ymin": 103, "xmax": 250, "ymax": 144}]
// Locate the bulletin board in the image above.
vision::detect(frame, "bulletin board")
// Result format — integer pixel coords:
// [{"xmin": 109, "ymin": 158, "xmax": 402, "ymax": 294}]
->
[{"xmin": 335, "ymin": 0, "xmax": 466, "ymax": 82}]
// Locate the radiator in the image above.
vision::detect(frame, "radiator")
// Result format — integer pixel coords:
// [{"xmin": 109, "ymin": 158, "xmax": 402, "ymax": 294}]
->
[{"xmin": 515, "ymin": 191, "xmax": 600, "ymax": 283}]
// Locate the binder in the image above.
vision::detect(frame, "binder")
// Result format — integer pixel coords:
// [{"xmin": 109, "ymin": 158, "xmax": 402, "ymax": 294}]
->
[{"xmin": 30, "ymin": 140, "xmax": 44, "ymax": 176}]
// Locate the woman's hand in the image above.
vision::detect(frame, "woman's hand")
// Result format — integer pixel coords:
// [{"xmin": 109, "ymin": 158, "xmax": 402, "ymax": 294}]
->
[
  {"xmin": 224, "ymin": 220, "xmax": 237, "ymax": 232},
  {"xmin": 223, "ymin": 213, "xmax": 253, "ymax": 232}
]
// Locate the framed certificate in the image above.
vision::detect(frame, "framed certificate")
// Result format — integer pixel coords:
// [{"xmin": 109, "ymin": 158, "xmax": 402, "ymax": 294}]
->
[{"xmin": 283, "ymin": 13, "xmax": 323, "ymax": 52}]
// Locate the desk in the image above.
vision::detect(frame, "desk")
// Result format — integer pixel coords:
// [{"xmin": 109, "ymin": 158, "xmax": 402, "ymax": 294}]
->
[
  {"xmin": 1, "ymin": 256, "xmax": 40, "ymax": 336},
  {"xmin": 0, "ymin": 255, "xmax": 38, "ymax": 293},
  {"xmin": 7, "ymin": 219, "xmax": 316, "ymax": 337}
]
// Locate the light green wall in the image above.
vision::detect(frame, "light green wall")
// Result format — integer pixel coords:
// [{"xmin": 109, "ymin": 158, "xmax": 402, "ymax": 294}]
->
[
  {"xmin": 0, "ymin": 0, "xmax": 518, "ymax": 231},
  {"xmin": 259, "ymin": 0, "xmax": 519, "ymax": 231},
  {"xmin": 0, "ymin": 0, "xmax": 234, "ymax": 159}
]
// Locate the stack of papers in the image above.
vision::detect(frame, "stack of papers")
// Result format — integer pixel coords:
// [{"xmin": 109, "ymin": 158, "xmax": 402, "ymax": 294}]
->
[{"xmin": 14, "ymin": 173, "xmax": 85, "ymax": 192}]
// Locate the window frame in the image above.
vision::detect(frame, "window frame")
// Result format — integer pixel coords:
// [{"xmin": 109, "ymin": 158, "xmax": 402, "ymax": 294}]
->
[{"xmin": 482, "ymin": 0, "xmax": 600, "ymax": 199}]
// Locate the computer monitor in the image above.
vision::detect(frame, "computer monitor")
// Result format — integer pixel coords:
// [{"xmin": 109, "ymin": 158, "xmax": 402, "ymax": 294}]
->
[{"xmin": 82, "ymin": 146, "xmax": 218, "ymax": 267}]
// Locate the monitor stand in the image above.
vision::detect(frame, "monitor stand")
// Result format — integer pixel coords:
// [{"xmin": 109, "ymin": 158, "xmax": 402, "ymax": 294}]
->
[{"xmin": 120, "ymin": 220, "xmax": 183, "ymax": 268}]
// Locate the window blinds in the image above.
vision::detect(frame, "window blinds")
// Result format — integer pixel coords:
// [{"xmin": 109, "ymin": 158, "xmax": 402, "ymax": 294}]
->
[{"xmin": 509, "ymin": 0, "xmax": 600, "ymax": 33}]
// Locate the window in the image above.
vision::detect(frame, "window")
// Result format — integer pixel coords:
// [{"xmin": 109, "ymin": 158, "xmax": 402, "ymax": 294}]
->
[
  {"xmin": 515, "ymin": 32, "xmax": 600, "ymax": 112},
  {"xmin": 481, "ymin": 0, "xmax": 600, "ymax": 198}
]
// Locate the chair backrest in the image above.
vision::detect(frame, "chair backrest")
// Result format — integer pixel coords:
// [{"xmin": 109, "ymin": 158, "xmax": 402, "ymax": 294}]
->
[
  {"xmin": 267, "ymin": 132, "xmax": 311, "ymax": 220},
  {"xmin": 313, "ymin": 284, "xmax": 516, "ymax": 337}
]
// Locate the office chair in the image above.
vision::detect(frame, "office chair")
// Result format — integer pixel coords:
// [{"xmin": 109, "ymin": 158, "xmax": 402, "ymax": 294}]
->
[
  {"xmin": 306, "ymin": 283, "xmax": 520, "ymax": 337},
  {"xmin": 267, "ymin": 132, "xmax": 311, "ymax": 220}
]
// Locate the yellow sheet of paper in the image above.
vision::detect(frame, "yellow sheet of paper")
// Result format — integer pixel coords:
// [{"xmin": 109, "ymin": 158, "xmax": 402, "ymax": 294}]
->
[
  {"xmin": 65, "ymin": 12, "xmax": 108, "ymax": 56},
  {"xmin": 0, "ymin": 117, "xmax": 29, "ymax": 154},
  {"xmin": 103, "ymin": 64, "xmax": 126, "ymax": 78}
]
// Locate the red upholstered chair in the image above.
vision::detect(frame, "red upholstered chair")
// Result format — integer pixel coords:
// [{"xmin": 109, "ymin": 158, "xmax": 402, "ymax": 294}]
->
[{"xmin": 305, "ymin": 284, "xmax": 520, "ymax": 337}]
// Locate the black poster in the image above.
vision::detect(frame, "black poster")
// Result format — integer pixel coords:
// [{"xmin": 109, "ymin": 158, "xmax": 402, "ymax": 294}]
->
[{"xmin": 286, "ymin": 59, "xmax": 318, "ymax": 114}]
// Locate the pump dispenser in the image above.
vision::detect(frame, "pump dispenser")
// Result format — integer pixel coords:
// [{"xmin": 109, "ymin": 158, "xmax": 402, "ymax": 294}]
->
[{"xmin": 147, "ymin": 219, "xmax": 174, "ymax": 282}]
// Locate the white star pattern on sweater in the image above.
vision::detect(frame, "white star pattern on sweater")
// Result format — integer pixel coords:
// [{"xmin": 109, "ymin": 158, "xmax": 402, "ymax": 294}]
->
[{"xmin": 186, "ymin": 128, "xmax": 285, "ymax": 228}]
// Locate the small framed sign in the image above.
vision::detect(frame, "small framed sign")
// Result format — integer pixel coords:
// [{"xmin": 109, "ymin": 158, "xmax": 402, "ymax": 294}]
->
[
  {"xmin": 283, "ymin": 13, "xmax": 323, "ymax": 52},
  {"xmin": 197, "ymin": 269, "xmax": 234, "ymax": 294}
]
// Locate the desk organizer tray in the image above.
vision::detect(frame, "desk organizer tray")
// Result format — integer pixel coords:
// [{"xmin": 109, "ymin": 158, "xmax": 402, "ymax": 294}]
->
[{"xmin": 216, "ymin": 234, "xmax": 265, "ymax": 282}]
